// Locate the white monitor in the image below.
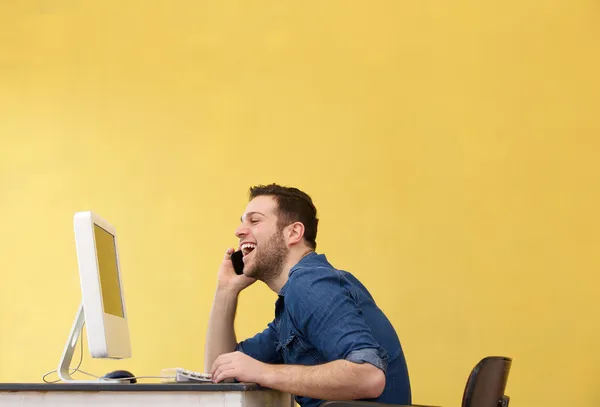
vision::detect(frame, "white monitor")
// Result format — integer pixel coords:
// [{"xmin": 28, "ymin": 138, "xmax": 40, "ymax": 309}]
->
[{"xmin": 58, "ymin": 211, "xmax": 132, "ymax": 382}]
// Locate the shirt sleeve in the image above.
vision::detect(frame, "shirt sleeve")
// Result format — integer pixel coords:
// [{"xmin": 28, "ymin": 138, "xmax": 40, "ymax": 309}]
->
[
  {"xmin": 235, "ymin": 320, "xmax": 283, "ymax": 364},
  {"xmin": 285, "ymin": 268, "xmax": 389, "ymax": 372}
]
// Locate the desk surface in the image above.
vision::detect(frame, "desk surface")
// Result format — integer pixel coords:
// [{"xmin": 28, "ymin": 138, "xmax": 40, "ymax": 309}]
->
[
  {"xmin": 0, "ymin": 382, "xmax": 260, "ymax": 392},
  {"xmin": 0, "ymin": 382, "xmax": 292, "ymax": 407}
]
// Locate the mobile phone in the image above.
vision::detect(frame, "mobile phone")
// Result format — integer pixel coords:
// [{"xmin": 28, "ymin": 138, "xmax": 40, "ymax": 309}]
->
[{"xmin": 230, "ymin": 250, "xmax": 244, "ymax": 275}]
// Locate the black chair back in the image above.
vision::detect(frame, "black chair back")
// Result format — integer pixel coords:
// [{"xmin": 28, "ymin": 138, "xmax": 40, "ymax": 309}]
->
[{"xmin": 461, "ymin": 356, "xmax": 511, "ymax": 407}]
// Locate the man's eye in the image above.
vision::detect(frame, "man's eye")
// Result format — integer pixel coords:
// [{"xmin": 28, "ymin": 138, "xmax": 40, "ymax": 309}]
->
[{"xmin": 250, "ymin": 219, "xmax": 259, "ymax": 224}]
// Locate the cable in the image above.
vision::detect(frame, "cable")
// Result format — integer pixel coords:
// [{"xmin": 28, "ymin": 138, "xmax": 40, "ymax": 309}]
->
[
  {"xmin": 101, "ymin": 375, "xmax": 177, "ymax": 382},
  {"xmin": 42, "ymin": 322, "xmax": 181, "ymax": 383},
  {"xmin": 42, "ymin": 323, "xmax": 99, "ymax": 383}
]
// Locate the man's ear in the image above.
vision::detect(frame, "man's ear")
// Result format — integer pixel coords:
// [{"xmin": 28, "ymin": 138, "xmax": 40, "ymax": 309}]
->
[{"xmin": 286, "ymin": 222, "xmax": 305, "ymax": 246}]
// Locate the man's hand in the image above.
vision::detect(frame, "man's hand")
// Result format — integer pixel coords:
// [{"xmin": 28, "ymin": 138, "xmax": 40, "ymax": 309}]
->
[
  {"xmin": 210, "ymin": 351, "xmax": 271, "ymax": 384},
  {"xmin": 218, "ymin": 248, "xmax": 256, "ymax": 293}
]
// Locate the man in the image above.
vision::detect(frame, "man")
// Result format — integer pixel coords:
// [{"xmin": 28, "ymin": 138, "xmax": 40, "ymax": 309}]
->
[{"xmin": 204, "ymin": 184, "xmax": 411, "ymax": 407}]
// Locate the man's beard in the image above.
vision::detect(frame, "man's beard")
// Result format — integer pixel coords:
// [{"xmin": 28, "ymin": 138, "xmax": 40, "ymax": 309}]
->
[{"xmin": 246, "ymin": 229, "xmax": 287, "ymax": 284}]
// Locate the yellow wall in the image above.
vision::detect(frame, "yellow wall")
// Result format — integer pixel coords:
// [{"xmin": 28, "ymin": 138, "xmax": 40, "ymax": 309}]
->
[{"xmin": 1, "ymin": 1, "xmax": 599, "ymax": 407}]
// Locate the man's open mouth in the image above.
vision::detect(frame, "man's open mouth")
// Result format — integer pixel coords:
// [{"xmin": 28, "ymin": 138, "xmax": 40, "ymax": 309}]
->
[{"xmin": 240, "ymin": 243, "xmax": 256, "ymax": 257}]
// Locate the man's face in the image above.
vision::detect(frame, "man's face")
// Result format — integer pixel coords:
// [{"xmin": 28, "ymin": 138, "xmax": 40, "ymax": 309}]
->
[{"xmin": 235, "ymin": 195, "xmax": 288, "ymax": 281}]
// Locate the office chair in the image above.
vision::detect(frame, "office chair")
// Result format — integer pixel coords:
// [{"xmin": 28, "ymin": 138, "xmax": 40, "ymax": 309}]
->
[
  {"xmin": 321, "ymin": 356, "xmax": 512, "ymax": 407},
  {"xmin": 460, "ymin": 356, "xmax": 511, "ymax": 407}
]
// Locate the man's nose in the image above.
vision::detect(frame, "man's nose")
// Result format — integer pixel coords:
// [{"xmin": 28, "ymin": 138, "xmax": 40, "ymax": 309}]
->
[{"xmin": 235, "ymin": 225, "xmax": 249, "ymax": 239}]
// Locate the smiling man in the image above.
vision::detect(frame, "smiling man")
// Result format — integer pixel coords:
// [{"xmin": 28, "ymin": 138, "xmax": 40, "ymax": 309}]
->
[{"xmin": 204, "ymin": 184, "xmax": 411, "ymax": 407}]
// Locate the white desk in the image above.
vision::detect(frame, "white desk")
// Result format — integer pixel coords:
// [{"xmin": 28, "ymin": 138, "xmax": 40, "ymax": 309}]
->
[{"xmin": 0, "ymin": 382, "xmax": 294, "ymax": 407}]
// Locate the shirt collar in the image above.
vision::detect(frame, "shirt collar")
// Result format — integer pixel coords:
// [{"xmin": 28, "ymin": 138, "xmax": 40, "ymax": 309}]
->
[{"xmin": 278, "ymin": 251, "xmax": 322, "ymax": 297}]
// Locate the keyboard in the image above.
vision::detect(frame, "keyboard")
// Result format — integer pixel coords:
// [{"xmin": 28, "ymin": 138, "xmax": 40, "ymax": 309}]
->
[{"xmin": 161, "ymin": 368, "xmax": 213, "ymax": 383}]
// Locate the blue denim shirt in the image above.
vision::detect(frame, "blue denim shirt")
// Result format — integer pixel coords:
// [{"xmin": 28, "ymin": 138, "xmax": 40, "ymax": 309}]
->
[{"xmin": 236, "ymin": 252, "xmax": 411, "ymax": 407}]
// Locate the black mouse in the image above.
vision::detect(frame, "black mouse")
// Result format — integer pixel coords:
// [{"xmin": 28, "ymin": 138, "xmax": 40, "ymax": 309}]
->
[{"xmin": 102, "ymin": 369, "xmax": 137, "ymax": 383}]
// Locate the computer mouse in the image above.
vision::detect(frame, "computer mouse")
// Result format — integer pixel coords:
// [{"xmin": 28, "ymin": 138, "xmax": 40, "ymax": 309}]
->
[{"xmin": 102, "ymin": 369, "xmax": 137, "ymax": 383}]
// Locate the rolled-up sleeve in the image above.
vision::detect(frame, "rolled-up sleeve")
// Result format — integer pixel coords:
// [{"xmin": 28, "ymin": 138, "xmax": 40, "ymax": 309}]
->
[
  {"xmin": 235, "ymin": 320, "xmax": 283, "ymax": 364},
  {"xmin": 346, "ymin": 348, "xmax": 388, "ymax": 371},
  {"xmin": 286, "ymin": 268, "xmax": 389, "ymax": 372}
]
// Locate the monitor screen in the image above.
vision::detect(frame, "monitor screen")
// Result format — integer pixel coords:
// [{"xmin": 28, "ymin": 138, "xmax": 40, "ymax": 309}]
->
[{"xmin": 94, "ymin": 224, "xmax": 124, "ymax": 318}]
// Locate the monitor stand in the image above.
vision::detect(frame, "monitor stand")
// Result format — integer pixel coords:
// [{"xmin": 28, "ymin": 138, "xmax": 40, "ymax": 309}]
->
[{"xmin": 57, "ymin": 303, "xmax": 107, "ymax": 383}]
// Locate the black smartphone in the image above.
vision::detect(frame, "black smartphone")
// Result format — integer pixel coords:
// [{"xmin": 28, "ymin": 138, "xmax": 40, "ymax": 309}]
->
[{"xmin": 231, "ymin": 250, "xmax": 244, "ymax": 275}]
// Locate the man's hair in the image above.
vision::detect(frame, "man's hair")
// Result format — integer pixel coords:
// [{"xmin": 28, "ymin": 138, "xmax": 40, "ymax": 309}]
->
[{"xmin": 249, "ymin": 184, "xmax": 319, "ymax": 249}]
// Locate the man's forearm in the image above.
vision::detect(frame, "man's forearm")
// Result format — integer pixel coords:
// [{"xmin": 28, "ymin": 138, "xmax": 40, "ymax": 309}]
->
[
  {"xmin": 204, "ymin": 287, "xmax": 239, "ymax": 371},
  {"xmin": 261, "ymin": 360, "xmax": 385, "ymax": 401}
]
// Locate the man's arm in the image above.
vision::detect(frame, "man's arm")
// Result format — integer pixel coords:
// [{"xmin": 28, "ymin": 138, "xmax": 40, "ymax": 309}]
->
[
  {"xmin": 204, "ymin": 248, "xmax": 255, "ymax": 372},
  {"xmin": 211, "ymin": 351, "xmax": 385, "ymax": 400},
  {"xmin": 265, "ymin": 360, "xmax": 385, "ymax": 400},
  {"xmin": 204, "ymin": 287, "xmax": 240, "ymax": 371}
]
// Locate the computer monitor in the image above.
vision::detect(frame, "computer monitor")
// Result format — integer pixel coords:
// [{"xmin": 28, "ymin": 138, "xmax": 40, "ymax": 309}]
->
[{"xmin": 57, "ymin": 211, "xmax": 132, "ymax": 382}]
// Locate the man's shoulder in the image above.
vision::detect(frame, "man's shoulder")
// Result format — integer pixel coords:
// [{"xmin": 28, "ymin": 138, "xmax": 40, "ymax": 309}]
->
[
  {"xmin": 283, "ymin": 253, "xmax": 349, "ymax": 314},
  {"xmin": 288, "ymin": 252, "xmax": 338, "ymax": 281},
  {"xmin": 284, "ymin": 253, "xmax": 356, "ymax": 303}
]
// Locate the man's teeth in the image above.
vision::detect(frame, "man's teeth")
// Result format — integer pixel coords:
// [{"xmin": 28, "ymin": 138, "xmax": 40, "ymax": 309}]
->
[{"xmin": 241, "ymin": 243, "xmax": 256, "ymax": 255}]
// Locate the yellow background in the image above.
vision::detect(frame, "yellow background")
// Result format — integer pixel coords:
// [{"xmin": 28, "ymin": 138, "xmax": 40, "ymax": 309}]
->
[{"xmin": 0, "ymin": 1, "xmax": 598, "ymax": 407}]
